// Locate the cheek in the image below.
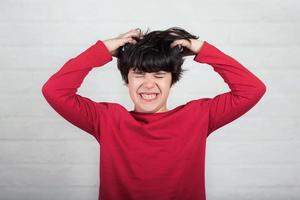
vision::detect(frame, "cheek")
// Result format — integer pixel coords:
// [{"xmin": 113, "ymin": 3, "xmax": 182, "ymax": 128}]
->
[
  {"xmin": 128, "ymin": 82, "xmax": 140, "ymax": 95},
  {"xmin": 160, "ymin": 78, "xmax": 172, "ymax": 89},
  {"xmin": 160, "ymin": 87, "xmax": 170, "ymax": 96}
]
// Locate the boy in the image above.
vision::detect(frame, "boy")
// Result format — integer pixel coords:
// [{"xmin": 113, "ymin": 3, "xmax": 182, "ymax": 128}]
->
[{"xmin": 41, "ymin": 27, "xmax": 266, "ymax": 200}]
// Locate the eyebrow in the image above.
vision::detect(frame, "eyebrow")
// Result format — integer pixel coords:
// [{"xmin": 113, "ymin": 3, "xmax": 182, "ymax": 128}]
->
[
  {"xmin": 155, "ymin": 72, "xmax": 167, "ymax": 75},
  {"xmin": 133, "ymin": 71, "xmax": 166, "ymax": 75}
]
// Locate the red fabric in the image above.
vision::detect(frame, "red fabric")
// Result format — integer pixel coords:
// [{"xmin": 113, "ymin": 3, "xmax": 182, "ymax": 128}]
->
[{"xmin": 42, "ymin": 40, "xmax": 266, "ymax": 200}]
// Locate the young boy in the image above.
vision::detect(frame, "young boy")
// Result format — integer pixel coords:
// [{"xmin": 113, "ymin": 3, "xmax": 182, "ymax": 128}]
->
[{"xmin": 41, "ymin": 27, "xmax": 266, "ymax": 200}]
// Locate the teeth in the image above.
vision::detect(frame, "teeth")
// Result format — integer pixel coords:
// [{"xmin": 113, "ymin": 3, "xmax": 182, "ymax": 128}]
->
[{"xmin": 140, "ymin": 93, "xmax": 157, "ymax": 100}]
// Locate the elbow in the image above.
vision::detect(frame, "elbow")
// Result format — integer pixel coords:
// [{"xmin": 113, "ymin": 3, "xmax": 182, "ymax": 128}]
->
[
  {"xmin": 41, "ymin": 82, "xmax": 58, "ymax": 106},
  {"xmin": 256, "ymin": 81, "xmax": 267, "ymax": 98},
  {"xmin": 41, "ymin": 83, "xmax": 47, "ymax": 96},
  {"xmin": 41, "ymin": 84, "xmax": 49, "ymax": 100},
  {"xmin": 259, "ymin": 81, "xmax": 267, "ymax": 94},
  {"xmin": 41, "ymin": 82, "xmax": 48, "ymax": 94},
  {"xmin": 41, "ymin": 82, "xmax": 52, "ymax": 99}
]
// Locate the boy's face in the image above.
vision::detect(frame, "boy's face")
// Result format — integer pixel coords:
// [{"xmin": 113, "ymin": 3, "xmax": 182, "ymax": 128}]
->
[{"xmin": 127, "ymin": 68, "xmax": 172, "ymax": 113}]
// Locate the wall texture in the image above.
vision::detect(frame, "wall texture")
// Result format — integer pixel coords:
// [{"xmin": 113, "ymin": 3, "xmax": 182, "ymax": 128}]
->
[{"xmin": 0, "ymin": 0, "xmax": 299, "ymax": 199}]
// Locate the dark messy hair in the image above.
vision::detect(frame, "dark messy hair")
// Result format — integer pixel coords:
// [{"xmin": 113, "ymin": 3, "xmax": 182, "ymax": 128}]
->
[{"xmin": 116, "ymin": 27, "xmax": 199, "ymax": 87}]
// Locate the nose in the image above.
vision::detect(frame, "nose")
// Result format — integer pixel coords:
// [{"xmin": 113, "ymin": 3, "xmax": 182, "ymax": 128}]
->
[{"xmin": 143, "ymin": 76, "xmax": 156, "ymax": 88}]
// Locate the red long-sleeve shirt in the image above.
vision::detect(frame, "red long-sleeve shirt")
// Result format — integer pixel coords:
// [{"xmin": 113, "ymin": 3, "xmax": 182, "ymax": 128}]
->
[{"xmin": 41, "ymin": 40, "xmax": 266, "ymax": 200}]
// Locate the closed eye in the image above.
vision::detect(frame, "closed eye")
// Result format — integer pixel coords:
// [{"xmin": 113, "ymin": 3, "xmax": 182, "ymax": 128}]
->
[{"xmin": 135, "ymin": 76, "xmax": 163, "ymax": 78}]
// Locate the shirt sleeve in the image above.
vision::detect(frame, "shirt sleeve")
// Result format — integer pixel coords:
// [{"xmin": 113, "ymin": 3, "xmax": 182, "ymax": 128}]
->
[
  {"xmin": 193, "ymin": 41, "xmax": 267, "ymax": 137},
  {"xmin": 41, "ymin": 40, "xmax": 113, "ymax": 141}
]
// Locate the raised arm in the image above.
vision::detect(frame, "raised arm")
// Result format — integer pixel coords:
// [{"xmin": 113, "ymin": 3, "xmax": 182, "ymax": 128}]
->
[
  {"xmin": 41, "ymin": 29, "xmax": 143, "ymax": 141},
  {"xmin": 41, "ymin": 40, "xmax": 113, "ymax": 140},
  {"xmin": 193, "ymin": 41, "xmax": 267, "ymax": 136}
]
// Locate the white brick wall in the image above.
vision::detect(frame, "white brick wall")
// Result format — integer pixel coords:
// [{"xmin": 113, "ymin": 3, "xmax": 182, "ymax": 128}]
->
[{"xmin": 1, "ymin": 0, "xmax": 299, "ymax": 199}]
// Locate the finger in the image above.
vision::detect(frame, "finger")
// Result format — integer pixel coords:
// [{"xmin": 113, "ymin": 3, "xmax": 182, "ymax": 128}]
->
[
  {"xmin": 118, "ymin": 29, "xmax": 135, "ymax": 38},
  {"xmin": 122, "ymin": 29, "xmax": 142, "ymax": 38},
  {"xmin": 120, "ymin": 37, "xmax": 136, "ymax": 45},
  {"xmin": 170, "ymin": 40, "xmax": 189, "ymax": 48},
  {"xmin": 170, "ymin": 40, "xmax": 183, "ymax": 48}
]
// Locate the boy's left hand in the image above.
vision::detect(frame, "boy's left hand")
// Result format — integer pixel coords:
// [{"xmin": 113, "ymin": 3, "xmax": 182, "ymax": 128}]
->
[{"xmin": 170, "ymin": 39, "xmax": 204, "ymax": 57}]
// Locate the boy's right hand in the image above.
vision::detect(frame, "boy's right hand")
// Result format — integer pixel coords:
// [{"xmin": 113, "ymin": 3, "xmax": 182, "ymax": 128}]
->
[{"xmin": 103, "ymin": 28, "xmax": 143, "ymax": 58}]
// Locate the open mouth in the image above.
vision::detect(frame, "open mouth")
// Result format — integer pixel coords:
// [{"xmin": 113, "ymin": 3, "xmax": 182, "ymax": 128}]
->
[{"xmin": 139, "ymin": 93, "xmax": 159, "ymax": 102}]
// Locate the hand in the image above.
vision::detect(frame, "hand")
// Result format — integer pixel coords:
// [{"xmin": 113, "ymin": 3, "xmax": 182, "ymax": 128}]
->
[
  {"xmin": 170, "ymin": 38, "xmax": 204, "ymax": 57},
  {"xmin": 103, "ymin": 28, "xmax": 143, "ymax": 58}
]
